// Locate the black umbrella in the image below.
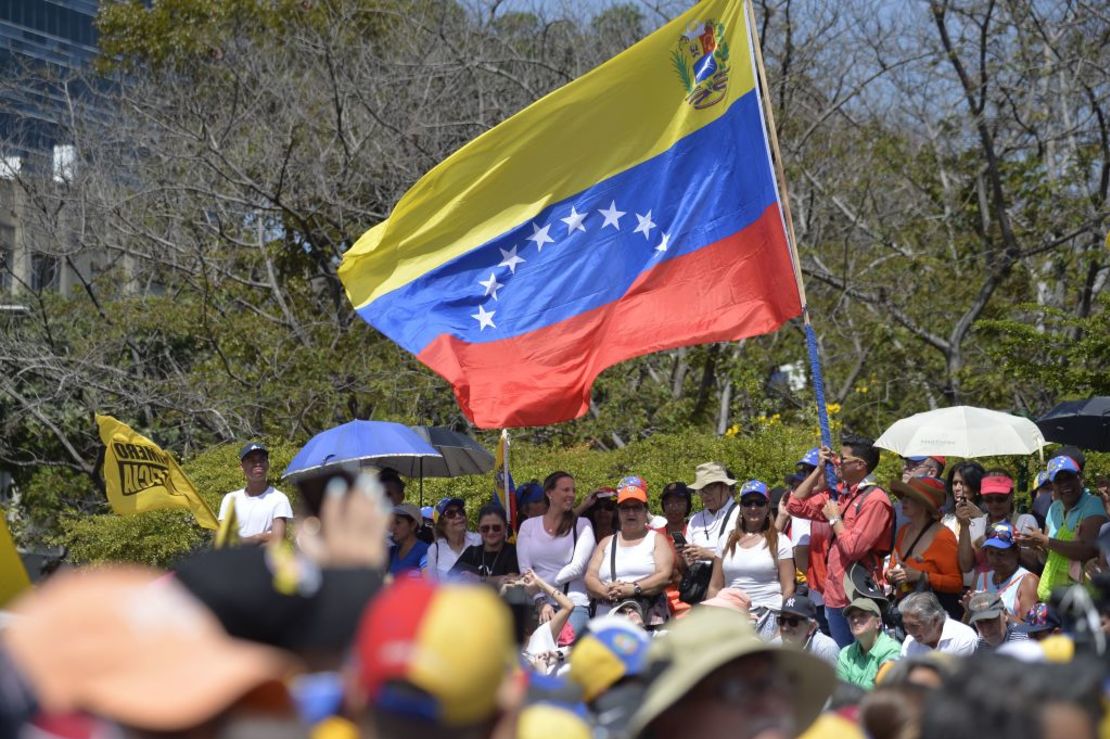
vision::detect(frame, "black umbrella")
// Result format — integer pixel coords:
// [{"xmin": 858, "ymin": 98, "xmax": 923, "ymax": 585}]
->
[
  {"xmin": 1035, "ymin": 397, "xmax": 1110, "ymax": 452},
  {"xmin": 409, "ymin": 426, "xmax": 496, "ymax": 504}
]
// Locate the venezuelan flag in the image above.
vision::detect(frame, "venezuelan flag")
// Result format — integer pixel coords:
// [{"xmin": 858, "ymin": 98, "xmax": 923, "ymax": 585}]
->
[
  {"xmin": 493, "ymin": 430, "xmax": 516, "ymax": 532},
  {"xmin": 340, "ymin": 0, "xmax": 801, "ymax": 428}
]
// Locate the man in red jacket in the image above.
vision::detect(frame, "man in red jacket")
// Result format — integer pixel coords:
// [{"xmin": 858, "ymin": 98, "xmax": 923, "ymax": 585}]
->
[{"xmin": 787, "ymin": 434, "xmax": 893, "ymax": 648}]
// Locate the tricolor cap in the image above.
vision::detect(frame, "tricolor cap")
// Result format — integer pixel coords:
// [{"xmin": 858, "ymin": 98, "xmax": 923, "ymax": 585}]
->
[
  {"xmin": 905, "ymin": 455, "xmax": 946, "ymax": 467},
  {"xmin": 420, "ymin": 506, "xmax": 434, "ymax": 522},
  {"xmin": 982, "ymin": 521, "xmax": 1016, "ymax": 550},
  {"xmin": 568, "ymin": 616, "xmax": 651, "ymax": 703},
  {"xmin": 517, "ymin": 674, "xmax": 590, "ymax": 739},
  {"xmin": 434, "ymin": 497, "xmax": 465, "ymax": 518},
  {"xmin": 798, "ymin": 448, "xmax": 820, "ymax": 468},
  {"xmin": 1047, "ymin": 455, "xmax": 1080, "ymax": 481},
  {"xmin": 356, "ymin": 578, "xmax": 513, "ymax": 726},
  {"xmin": 617, "ymin": 475, "xmax": 647, "ymax": 495},
  {"xmin": 738, "ymin": 480, "xmax": 769, "ymax": 499},
  {"xmin": 1015, "ymin": 602, "xmax": 1062, "ymax": 634},
  {"xmin": 516, "ymin": 482, "xmax": 545, "ymax": 506},
  {"xmin": 1033, "ymin": 471, "xmax": 1051, "ymax": 490}
]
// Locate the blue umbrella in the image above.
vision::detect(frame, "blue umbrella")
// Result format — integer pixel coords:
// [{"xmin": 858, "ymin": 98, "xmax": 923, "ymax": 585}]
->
[{"xmin": 281, "ymin": 420, "xmax": 442, "ymax": 484}]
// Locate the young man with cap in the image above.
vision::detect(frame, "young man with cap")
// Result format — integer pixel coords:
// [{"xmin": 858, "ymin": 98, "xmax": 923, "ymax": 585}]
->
[
  {"xmin": 1017, "ymin": 455, "xmax": 1108, "ymax": 601},
  {"xmin": 218, "ymin": 442, "xmax": 293, "ymax": 545},
  {"xmin": 786, "ymin": 435, "xmax": 895, "ymax": 648},
  {"xmin": 835, "ymin": 596, "xmax": 901, "ymax": 690},
  {"xmin": 772, "ymin": 593, "xmax": 839, "ymax": 665},
  {"xmin": 967, "ymin": 591, "xmax": 1028, "ymax": 650}
]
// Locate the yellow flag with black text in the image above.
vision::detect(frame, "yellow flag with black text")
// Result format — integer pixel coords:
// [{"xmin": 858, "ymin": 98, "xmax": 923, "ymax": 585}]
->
[
  {"xmin": 0, "ymin": 512, "xmax": 31, "ymax": 606},
  {"xmin": 96, "ymin": 414, "xmax": 218, "ymax": 529}
]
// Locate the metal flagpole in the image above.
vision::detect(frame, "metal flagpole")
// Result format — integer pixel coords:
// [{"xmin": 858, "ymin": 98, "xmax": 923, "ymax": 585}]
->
[{"xmin": 744, "ymin": 0, "xmax": 840, "ymax": 497}]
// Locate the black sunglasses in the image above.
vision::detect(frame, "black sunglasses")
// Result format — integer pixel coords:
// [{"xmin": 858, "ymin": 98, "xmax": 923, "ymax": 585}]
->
[
  {"xmin": 776, "ymin": 615, "xmax": 803, "ymax": 627},
  {"xmin": 740, "ymin": 497, "xmax": 767, "ymax": 508}
]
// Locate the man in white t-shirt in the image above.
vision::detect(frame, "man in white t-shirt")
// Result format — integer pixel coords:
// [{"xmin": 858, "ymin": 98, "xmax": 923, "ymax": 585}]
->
[
  {"xmin": 218, "ymin": 442, "xmax": 294, "ymax": 545},
  {"xmin": 899, "ymin": 591, "xmax": 978, "ymax": 658},
  {"xmin": 683, "ymin": 462, "xmax": 741, "ymax": 563}
]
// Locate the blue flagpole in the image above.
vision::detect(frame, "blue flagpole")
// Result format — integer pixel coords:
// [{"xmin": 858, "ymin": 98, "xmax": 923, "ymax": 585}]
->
[{"xmin": 745, "ymin": 0, "xmax": 840, "ymax": 498}]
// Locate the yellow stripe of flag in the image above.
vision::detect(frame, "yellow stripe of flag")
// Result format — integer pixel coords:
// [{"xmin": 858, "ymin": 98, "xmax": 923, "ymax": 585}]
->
[{"xmin": 339, "ymin": 0, "xmax": 756, "ymax": 308}]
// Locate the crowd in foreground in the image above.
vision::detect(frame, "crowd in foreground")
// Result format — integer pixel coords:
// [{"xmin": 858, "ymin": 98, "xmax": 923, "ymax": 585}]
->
[{"xmin": 2, "ymin": 437, "xmax": 1110, "ymax": 739}]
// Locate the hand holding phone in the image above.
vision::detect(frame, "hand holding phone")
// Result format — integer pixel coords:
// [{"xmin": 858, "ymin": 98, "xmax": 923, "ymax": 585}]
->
[{"xmin": 670, "ymin": 531, "xmax": 687, "ymax": 548}]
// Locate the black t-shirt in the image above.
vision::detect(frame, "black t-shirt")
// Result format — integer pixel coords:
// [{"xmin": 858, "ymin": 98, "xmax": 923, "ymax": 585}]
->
[{"xmin": 450, "ymin": 543, "xmax": 520, "ymax": 578}]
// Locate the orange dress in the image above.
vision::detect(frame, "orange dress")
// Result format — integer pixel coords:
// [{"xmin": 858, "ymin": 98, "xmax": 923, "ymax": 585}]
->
[{"xmin": 888, "ymin": 523, "xmax": 963, "ymax": 595}]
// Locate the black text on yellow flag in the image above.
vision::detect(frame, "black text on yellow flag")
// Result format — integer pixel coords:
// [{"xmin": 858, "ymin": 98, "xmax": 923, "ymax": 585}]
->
[{"xmin": 96, "ymin": 414, "xmax": 218, "ymax": 530}]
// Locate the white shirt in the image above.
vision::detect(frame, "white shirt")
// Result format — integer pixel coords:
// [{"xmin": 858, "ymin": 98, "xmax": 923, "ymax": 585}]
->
[
  {"xmin": 594, "ymin": 531, "xmax": 661, "ymax": 617},
  {"xmin": 771, "ymin": 629, "xmax": 839, "ymax": 666},
  {"xmin": 901, "ymin": 617, "xmax": 979, "ymax": 658},
  {"xmin": 687, "ymin": 502, "xmax": 741, "ymax": 556},
  {"xmin": 719, "ymin": 533, "xmax": 794, "ymax": 609},
  {"xmin": 218, "ymin": 486, "xmax": 293, "ymax": 538},
  {"xmin": 517, "ymin": 517, "xmax": 596, "ymax": 608},
  {"xmin": 426, "ymin": 532, "xmax": 482, "ymax": 577}
]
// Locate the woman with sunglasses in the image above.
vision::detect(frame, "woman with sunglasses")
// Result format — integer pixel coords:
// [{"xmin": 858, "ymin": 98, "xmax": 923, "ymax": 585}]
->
[
  {"xmin": 956, "ymin": 470, "xmax": 1039, "ymax": 578},
  {"xmin": 584, "ymin": 483, "xmax": 675, "ymax": 624},
  {"xmin": 451, "ymin": 504, "xmax": 519, "ymax": 586},
  {"xmin": 424, "ymin": 496, "xmax": 481, "ymax": 579},
  {"xmin": 969, "ymin": 520, "xmax": 1038, "ymax": 620},
  {"xmin": 887, "ymin": 477, "xmax": 963, "ymax": 618},
  {"xmin": 709, "ymin": 480, "xmax": 795, "ymax": 637}
]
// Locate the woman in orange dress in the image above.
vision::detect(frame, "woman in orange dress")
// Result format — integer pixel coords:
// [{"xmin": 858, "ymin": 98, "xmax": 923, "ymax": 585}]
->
[{"xmin": 887, "ymin": 476, "xmax": 964, "ymax": 619}]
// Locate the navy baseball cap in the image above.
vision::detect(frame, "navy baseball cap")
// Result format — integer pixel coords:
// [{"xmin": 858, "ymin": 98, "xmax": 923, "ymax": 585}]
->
[
  {"xmin": 739, "ymin": 480, "xmax": 769, "ymax": 498},
  {"xmin": 239, "ymin": 442, "xmax": 269, "ymax": 460}
]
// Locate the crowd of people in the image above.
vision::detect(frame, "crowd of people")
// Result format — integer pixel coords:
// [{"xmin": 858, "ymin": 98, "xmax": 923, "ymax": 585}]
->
[{"xmin": 2, "ymin": 437, "xmax": 1110, "ymax": 739}]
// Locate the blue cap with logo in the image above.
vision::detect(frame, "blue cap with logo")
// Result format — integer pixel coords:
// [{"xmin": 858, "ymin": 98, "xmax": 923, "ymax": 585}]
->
[
  {"xmin": 239, "ymin": 442, "xmax": 268, "ymax": 460},
  {"xmin": 516, "ymin": 482, "xmax": 545, "ymax": 506},
  {"xmin": 1033, "ymin": 471, "xmax": 1051, "ymax": 490},
  {"xmin": 739, "ymin": 480, "xmax": 769, "ymax": 498},
  {"xmin": 1047, "ymin": 455, "xmax": 1080, "ymax": 481}
]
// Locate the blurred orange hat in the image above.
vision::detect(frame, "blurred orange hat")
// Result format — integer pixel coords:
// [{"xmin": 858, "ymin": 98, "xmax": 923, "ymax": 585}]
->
[{"xmin": 1, "ymin": 566, "xmax": 295, "ymax": 731}]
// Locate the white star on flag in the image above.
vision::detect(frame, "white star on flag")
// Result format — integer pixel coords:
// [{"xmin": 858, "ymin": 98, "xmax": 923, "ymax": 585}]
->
[
  {"xmin": 527, "ymin": 222, "xmax": 555, "ymax": 251},
  {"xmin": 471, "ymin": 304, "xmax": 496, "ymax": 330},
  {"xmin": 598, "ymin": 201, "xmax": 625, "ymax": 230},
  {"xmin": 478, "ymin": 273, "xmax": 504, "ymax": 300},
  {"xmin": 561, "ymin": 207, "xmax": 587, "ymax": 233},
  {"xmin": 656, "ymin": 232, "xmax": 670, "ymax": 252},
  {"xmin": 498, "ymin": 245, "xmax": 525, "ymax": 274},
  {"xmin": 633, "ymin": 210, "xmax": 656, "ymax": 239}
]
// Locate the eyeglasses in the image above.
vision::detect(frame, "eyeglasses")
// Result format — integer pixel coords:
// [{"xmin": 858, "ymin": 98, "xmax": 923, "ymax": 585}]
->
[
  {"xmin": 839, "ymin": 454, "xmax": 866, "ymax": 466},
  {"xmin": 479, "ymin": 524, "xmax": 504, "ymax": 533},
  {"xmin": 740, "ymin": 498, "xmax": 767, "ymax": 508},
  {"xmin": 776, "ymin": 615, "xmax": 803, "ymax": 627},
  {"xmin": 442, "ymin": 508, "xmax": 465, "ymax": 519}
]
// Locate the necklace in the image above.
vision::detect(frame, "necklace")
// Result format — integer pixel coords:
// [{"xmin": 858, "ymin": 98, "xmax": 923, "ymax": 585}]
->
[{"xmin": 480, "ymin": 547, "xmax": 504, "ymax": 576}]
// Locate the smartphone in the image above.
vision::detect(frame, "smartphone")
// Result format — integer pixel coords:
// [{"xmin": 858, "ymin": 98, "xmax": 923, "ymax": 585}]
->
[{"xmin": 671, "ymin": 531, "xmax": 687, "ymax": 548}]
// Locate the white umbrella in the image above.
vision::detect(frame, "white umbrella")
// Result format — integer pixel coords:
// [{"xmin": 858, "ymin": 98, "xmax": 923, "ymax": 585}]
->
[{"xmin": 874, "ymin": 406, "xmax": 1045, "ymax": 459}]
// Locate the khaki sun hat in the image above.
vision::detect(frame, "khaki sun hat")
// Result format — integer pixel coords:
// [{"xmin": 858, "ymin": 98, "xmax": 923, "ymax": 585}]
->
[
  {"xmin": 627, "ymin": 605, "xmax": 835, "ymax": 737},
  {"xmin": 688, "ymin": 461, "xmax": 736, "ymax": 491},
  {"xmin": 1, "ymin": 566, "xmax": 296, "ymax": 731}
]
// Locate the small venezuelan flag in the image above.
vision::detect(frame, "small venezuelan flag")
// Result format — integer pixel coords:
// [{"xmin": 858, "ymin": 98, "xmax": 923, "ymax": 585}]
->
[{"xmin": 340, "ymin": 0, "xmax": 801, "ymax": 428}]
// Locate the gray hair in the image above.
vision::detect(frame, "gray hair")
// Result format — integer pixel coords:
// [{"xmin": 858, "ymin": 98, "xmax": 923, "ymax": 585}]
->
[{"xmin": 898, "ymin": 592, "xmax": 946, "ymax": 625}]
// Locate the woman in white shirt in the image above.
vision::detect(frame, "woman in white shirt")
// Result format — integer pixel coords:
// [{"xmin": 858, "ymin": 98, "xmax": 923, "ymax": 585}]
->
[
  {"xmin": 584, "ymin": 484, "xmax": 674, "ymax": 625},
  {"xmin": 516, "ymin": 471, "xmax": 596, "ymax": 638},
  {"xmin": 709, "ymin": 480, "xmax": 794, "ymax": 636},
  {"xmin": 424, "ymin": 497, "xmax": 481, "ymax": 578}
]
